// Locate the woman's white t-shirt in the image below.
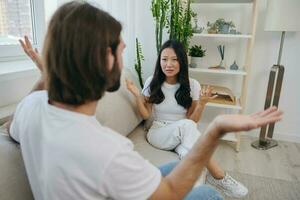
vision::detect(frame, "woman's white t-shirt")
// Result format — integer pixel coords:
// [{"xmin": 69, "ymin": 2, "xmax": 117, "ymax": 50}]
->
[{"xmin": 142, "ymin": 76, "xmax": 201, "ymax": 122}]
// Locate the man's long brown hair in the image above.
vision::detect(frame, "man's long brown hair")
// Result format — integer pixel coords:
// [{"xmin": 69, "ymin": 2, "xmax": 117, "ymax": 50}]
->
[{"xmin": 43, "ymin": 1, "xmax": 122, "ymax": 105}]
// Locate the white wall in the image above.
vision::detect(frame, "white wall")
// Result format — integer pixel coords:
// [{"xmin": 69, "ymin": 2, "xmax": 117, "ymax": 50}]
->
[
  {"xmin": 135, "ymin": 0, "xmax": 300, "ymax": 142},
  {"xmin": 246, "ymin": 0, "xmax": 300, "ymax": 141}
]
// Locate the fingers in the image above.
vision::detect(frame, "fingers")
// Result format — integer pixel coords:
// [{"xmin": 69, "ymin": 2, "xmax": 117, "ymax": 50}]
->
[
  {"xmin": 201, "ymin": 85, "xmax": 214, "ymax": 97},
  {"xmin": 19, "ymin": 39, "xmax": 30, "ymax": 56},
  {"xmin": 256, "ymin": 114, "xmax": 282, "ymax": 127},
  {"xmin": 255, "ymin": 108, "xmax": 283, "ymax": 127},
  {"xmin": 125, "ymin": 79, "xmax": 133, "ymax": 85},
  {"xmin": 25, "ymin": 35, "xmax": 33, "ymax": 49},
  {"xmin": 251, "ymin": 106, "xmax": 278, "ymax": 118},
  {"xmin": 210, "ymin": 95, "xmax": 218, "ymax": 100}
]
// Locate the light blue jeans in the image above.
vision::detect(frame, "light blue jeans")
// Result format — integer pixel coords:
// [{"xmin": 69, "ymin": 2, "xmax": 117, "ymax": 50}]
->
[{"xmin": 159, "ymin": 161, "xmax": 223, "ymax": 200}]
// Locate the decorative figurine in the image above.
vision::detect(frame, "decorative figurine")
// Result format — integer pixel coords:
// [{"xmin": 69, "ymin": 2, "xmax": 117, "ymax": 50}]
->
[{"xmin": 230, "ymin": 60, "xmax": 239, "ymax": 70}]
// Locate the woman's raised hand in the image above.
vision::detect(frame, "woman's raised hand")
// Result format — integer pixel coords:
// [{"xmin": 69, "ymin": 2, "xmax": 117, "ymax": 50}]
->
[
  {"xmin": 126, "ymin": 79, "xmax": 140, "ymax": 97},
  {"xmin": 199, "ymin": 85, "xmax": 218, "ymax": 105},
  {"xmin": 19, "ymin": 36, "xmax": 43, "ymax": 72}
]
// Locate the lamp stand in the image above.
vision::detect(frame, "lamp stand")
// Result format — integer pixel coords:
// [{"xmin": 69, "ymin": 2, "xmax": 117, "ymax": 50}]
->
[{"xmin": 252, "ymin": 31, "xmax": 285, "ymax": 150}]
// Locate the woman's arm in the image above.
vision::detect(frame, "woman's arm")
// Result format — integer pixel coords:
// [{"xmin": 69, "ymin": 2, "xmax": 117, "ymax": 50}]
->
[
  {"xmin": 126, "ymin": 79, "xmax": 152, "ymax": 119},
  {"xmin": 187, "ymin": 85, "xmax": 217, "ymax": 123},
  {"xmin": 186, "ymin": 100, "xmax": 206, "ymax": 123}
]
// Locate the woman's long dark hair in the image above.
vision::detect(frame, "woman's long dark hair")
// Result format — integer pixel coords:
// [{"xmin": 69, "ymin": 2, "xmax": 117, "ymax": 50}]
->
[{"xmin": 148, "ymin": 40, "xmax": 192, "ymax": 109}]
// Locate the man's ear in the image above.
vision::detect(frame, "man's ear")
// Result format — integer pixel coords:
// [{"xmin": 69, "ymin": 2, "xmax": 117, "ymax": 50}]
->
[{"xmin": 106, "ymin": 47, "xmax": 114, "ymax": 71}]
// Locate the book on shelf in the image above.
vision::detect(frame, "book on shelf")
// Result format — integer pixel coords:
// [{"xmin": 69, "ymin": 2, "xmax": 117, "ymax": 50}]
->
[{"xmin": 201, "ymin": 85, "xmax": 236, "ymax": 105}]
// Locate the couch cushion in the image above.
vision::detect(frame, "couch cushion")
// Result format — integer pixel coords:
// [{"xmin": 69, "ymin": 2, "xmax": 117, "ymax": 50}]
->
[
  {"xmin": 0, "ymin": 128, "xmax": 33, "ymax": 200},
  {"xmin": 96, "ymin": 69, "xmax": 143, "ymax": 137},
  {"xmin": 128, "ymin": 124, "xmax": 179, "ymax": 166}
]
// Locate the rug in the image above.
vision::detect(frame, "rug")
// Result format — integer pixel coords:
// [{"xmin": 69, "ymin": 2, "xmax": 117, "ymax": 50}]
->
[{"xmin": 209, "ymin": 171, "xmax": 300, "ymax": 200}]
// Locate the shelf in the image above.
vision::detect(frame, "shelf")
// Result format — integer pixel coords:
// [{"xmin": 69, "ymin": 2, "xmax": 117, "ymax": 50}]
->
[
  {"xmin": 189, "ymin": 68, "xmax": 247, "ymax": 75},
  {"xmin": 192, "ymin": 0, "xmax": 253, "ymax": 3},
  {"xmin": 221, "ymin": 132, "xmax": 238, "ymax": 142},
  {"xmin": 206, "ymin": 99, "xmax": 242, "ymax": 110},
  {"xmin": 193, "ymin": 33, "xmax": 252, "ymax": 39}
]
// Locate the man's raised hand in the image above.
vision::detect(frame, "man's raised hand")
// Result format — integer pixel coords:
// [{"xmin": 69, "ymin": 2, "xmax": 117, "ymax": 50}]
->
[{"xmin": 19, "ymin": 36, "xmax": 43, "ymax": 72}]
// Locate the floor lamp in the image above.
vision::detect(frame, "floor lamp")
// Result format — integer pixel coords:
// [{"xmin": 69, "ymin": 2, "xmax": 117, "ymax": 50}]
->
[{"xmin": 252, "ymin": 0, "xmax": 300, "ymax": 150}]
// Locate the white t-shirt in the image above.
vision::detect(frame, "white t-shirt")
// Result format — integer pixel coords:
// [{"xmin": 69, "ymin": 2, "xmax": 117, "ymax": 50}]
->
[
  {"xmin": 142, "ymin": 76, "xmax": 201, "ymax": 122},
  {"xmin": 10, "ymin": 91, "xmax": 161, "ymax": 200}
]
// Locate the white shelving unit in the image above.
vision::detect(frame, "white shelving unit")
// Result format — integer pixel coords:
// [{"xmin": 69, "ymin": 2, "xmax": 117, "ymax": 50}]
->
[
  {"xmin": 207, "ymin": 101, "xmax": 242, "ymax": 110},
  {"xmin": 193, "ymin": 33, "xmax": 252, "ymax": 39},
  {"xmin": 189, "ymin": 68, "xmax": 247, "ymax": 76},
  {"xmin": 190, "ymin": 0, "xmax": 258, "ymax": 151}
]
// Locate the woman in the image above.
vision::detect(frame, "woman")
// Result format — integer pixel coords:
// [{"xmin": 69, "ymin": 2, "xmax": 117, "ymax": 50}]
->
[{"xmin": 126, "ymin": 40, "xmax": 248, "ymax": 198}]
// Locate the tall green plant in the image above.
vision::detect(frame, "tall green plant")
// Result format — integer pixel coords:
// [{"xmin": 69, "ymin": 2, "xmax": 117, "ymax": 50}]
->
[
  {"xmin": 169, "ymin": 0, "xmax": 195, "ymax": 51},
  {"xmin": 152, "ymin": 0, "xmax": 195, "ymax": 53},
  {"xmin": 151, "ymin": 0, "xmax": 169, "ymax": 55},
  {"xmin": 134, "ymin": 38, "xmax": 144, "ymax": 88}
]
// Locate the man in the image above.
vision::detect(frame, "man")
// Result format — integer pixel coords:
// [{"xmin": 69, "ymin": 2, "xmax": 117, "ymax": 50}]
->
[{"xmin": 7, "ymin": 1, "xmax": 282, "ymax": 200}]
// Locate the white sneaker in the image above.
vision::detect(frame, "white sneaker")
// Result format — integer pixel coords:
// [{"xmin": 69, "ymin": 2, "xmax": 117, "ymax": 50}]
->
[{"xmin": 206, "ymin": 172, "xmax": 248, "ymax": 198}]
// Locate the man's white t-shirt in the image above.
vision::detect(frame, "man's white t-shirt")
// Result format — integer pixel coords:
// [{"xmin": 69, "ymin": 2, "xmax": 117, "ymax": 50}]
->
[
  {"xmin": 10, "ymin": 91, "xmax": 161, "ymax": 200},
  {"xmin": 142, "ymin": 76, "xmax": 201, "ymax": 122}
]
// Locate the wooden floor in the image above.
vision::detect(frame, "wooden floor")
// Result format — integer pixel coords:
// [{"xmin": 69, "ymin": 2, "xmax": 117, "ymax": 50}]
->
[{"xmin": 213, "ymin": 136, "xmax": 300, "ymax": 182}]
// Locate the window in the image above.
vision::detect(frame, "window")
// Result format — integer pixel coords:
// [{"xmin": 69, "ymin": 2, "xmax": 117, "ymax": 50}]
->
[{"xmin": 0, "ymin": 0, "xmax": 45, "ymax": 61}]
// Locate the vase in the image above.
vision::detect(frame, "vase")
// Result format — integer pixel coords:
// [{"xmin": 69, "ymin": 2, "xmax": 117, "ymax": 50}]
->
[
  {"xmin": 218, "ymin": 59, "xmax": 225, "ymax": 69},
  {"xmin": 219, "ymin": 24, "xmax": 230, "ymax": 34},
  {"xmin": 230, "ymin": 60, "xmax": 239, "ymax": 70},
  {"xmin": 190, "ymin": 57, "xmax": 203, "ymax": 68}
]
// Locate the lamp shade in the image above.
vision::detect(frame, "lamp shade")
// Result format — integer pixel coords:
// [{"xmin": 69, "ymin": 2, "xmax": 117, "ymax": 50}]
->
[{"xmin": 265, "ymin": 0, "xmax": 300, "ymax": 32}]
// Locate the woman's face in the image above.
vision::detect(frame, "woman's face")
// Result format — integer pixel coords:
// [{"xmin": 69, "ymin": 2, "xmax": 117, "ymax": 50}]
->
[{"xmin": 160, "ymin": 48, "xmax": 180, "ymax": 78}]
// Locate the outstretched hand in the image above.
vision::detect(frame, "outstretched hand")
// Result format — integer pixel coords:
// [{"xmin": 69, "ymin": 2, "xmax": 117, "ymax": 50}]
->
[
  {"xmin": 19, "ymin": 36, "xmax": 43, "ymax": 72},
  {"xmin": 214, "ymin": 106, "xmax": 283, "ymax": 135},
  {"xmin": 125, "ymin": 79, "xmax": 140, "ymax": 97},
  {"xmin": 199, "ymin": 85, "xmax": 218, "ymax": 105}
]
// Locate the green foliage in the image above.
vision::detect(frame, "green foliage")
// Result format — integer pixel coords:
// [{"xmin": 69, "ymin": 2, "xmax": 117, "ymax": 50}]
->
[
  {"xmin": 207, "ymin": 18, "xmax": 235, "ymax": 33},
  {"xmin": 151, "ymin": 0, "xmax": 195, "ymax": 53},
  {"xmin": 189, "ymin": 45, "xmax": 206, "ymax": 57},
  {"xmin": 151, "ymin": 0, "xmax": 169, "ymax": 54},
  {"xmin": 134, "ymin": 38, "xmax": 144, "ymax": 88},
  {"xmin": 169, "ymin": 0, "xmax": 196, "ymax": 51}
]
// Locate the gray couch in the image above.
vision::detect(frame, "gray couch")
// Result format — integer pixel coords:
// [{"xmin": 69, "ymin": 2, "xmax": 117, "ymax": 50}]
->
[{"xmin": 0, "ymin": 69, "xmax": 205, "ymax": 200}]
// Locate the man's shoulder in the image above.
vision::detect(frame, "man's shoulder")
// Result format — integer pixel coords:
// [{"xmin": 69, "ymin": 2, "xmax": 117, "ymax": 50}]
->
[
  {"xmin": 14, "ymin": 90, "xmax": 47, "ymax": 115},
  {"xmin": 21, "ymin": 90, "xmax": 47, "ymax": 106}
]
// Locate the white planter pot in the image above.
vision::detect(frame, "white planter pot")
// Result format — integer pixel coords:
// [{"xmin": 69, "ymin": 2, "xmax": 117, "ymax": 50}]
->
[{"xmin": 190, "ymin": 57, "xmax": 203, "ymax": 68}]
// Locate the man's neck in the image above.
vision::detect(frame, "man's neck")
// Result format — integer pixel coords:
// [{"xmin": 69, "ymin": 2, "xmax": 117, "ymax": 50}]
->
[{"xmin": 50, "ymin": 100, "xmax": 98, "ymax": 116}]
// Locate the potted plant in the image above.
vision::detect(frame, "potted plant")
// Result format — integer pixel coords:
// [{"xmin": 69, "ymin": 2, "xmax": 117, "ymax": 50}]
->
[
  {"xmin": 207, "ymin": 18, "xmax": 235, "ymax": 34},
  {"xmin": 207, "ymin": 21, "xmax": 218, "ymax": 34},
  {"xmin": 189, "ymin": 45, "xmax": 206, "ymax": 68}
]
